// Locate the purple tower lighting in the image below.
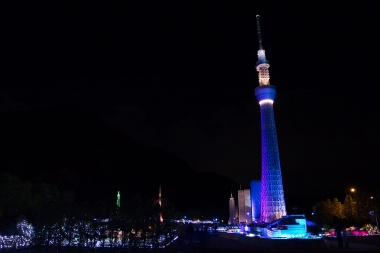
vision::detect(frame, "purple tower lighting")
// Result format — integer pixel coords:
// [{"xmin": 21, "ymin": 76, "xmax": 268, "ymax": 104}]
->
[{"xmin": 254, "ymin": 15, "xmax": 287, "ymax": 223}]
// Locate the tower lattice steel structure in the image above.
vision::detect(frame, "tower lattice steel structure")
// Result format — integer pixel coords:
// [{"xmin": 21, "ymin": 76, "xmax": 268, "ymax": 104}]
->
[{"xmin": 254, "ymin": 15, "xmax": 287, "ymax": 223}]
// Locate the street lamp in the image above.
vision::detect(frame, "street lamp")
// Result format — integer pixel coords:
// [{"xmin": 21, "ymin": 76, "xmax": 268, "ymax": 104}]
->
[{"xmin": 349, "ymin": 188, "xmax": 357, "ymax": 201}]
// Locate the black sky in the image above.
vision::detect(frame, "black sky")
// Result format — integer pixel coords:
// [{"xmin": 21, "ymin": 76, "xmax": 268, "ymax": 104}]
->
[{"xmin": 1, "ymin": 1, "xmax": 380, "ymax": 202}]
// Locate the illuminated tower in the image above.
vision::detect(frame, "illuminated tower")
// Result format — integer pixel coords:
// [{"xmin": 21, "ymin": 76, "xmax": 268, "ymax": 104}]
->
[
  {"xmin": 254, "ymin": 15, "xmax": 287, "ymax": 223},
  {"xmin": 158, "ymin": 184, "xmax": 163, "ymax": 222},
  {"xmin": 228, "ymin": 192, "xmax": 236, "ymax": 225},
  {"xmin": 117, "ymin": 191, "xmax": 120, "ymax": 208}
]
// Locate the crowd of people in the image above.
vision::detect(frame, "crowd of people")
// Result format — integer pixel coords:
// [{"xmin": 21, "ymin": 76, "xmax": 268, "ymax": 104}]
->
[{"xmin": 176, "ymin": 222, "xmax": 211, "ymax": 252}]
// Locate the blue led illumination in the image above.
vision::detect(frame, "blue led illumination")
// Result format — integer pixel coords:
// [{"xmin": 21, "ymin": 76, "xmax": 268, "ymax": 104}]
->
[
  {"xmin": 254, "ymin": 15, "xmax": 287, "ymax": 224},
  {"xmin": 254, "ymin": 85, "xmax": 276, "ymax": 102},
  {"xmin": 255, "ymin": 93, "xmax": 287, "ymax": 223}
]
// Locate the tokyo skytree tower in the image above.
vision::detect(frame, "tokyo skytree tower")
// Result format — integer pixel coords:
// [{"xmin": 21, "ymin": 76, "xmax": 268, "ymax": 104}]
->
[{"xmin": 254, "ymin": 15, "xmax": 287, "ymax": 223}]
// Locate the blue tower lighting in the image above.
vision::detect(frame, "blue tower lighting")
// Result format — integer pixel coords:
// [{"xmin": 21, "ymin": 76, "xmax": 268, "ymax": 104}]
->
[{"xmin": 254, "ymin": 15, "xmax": 287, "ymax": 223}]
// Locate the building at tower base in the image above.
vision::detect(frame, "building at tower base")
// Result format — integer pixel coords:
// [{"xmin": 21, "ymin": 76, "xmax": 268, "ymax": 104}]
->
[
  {"xmin": 238, "ymin": 189, "xmax": 252, "ymax": 225},
  {"xmin": 250, "ymin": 180, "xmax": 261, "ymax": 223}
]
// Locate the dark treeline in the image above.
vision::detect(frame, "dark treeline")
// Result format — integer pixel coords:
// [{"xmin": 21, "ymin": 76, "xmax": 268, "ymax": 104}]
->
[{"xmin": 311, "ymin": 189, "xmax": 380, "ymax": 231}]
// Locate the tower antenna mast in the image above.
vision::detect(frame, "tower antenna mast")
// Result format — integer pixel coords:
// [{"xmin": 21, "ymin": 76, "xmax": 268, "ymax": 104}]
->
[
  {"xmin": 256, "ymin": 14, "xmax": 263, "ymax": 50},
  {"xmin": 255, "ymin": 14, "xmax": 270, "ymax": 86}
]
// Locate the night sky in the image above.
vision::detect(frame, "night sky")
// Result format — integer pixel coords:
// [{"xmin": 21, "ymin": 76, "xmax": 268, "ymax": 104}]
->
[{"xmin": 1, "ymin": 1, "xmax": 379, "ymax": 203}]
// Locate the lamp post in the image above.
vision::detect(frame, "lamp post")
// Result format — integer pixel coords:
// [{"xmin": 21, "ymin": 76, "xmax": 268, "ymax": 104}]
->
[
  {"xmin": 369, "ymin": 196, "xmax": 378, "ymax": 229},
  {"xmin": 369, "ymin": 210, "xmax": 378, "ymax": 228},
  {"xmin": 345, "ymin": 188, "xmax": 357, "ymax": 225}
]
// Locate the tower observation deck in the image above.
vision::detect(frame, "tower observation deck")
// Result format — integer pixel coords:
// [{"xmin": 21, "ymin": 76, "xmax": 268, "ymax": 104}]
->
[{"xmin": 254, "ymin": 15, "xmax": 287, "ymax": 223}]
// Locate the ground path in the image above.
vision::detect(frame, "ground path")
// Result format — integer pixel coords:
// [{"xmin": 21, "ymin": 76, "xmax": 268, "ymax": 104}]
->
[{"xmin": 174, "ymin": 232, "xmax": 380, "ymax": 253}]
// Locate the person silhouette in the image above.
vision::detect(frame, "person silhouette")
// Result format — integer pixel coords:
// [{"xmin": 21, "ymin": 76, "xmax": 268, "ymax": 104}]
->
[
  {"xmin": 186, "ymin": 223, "xmax": 194, "ymax": 243},
  {"xmin": 177, "ymin": 223, "xmax": 186, "ymax": 250},
  {"xmin": 335, "ymin": 225, "xmax": 343, "ymax": 248},
  {"xmin": 343, "ymin": 228, "xmax": 349, "ymax": 248}
]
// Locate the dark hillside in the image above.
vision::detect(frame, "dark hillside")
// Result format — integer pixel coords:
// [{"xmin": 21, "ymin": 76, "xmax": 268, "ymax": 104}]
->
[{"xmin": 0, "ymin": 107, "xmax": 240, "ymax": 217}]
